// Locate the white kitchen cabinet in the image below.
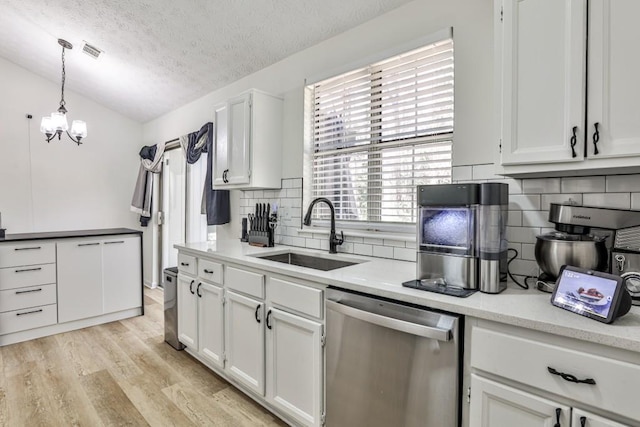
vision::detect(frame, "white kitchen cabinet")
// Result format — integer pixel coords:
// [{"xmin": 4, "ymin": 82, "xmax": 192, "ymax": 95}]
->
[
  {"xmin": 470, "ymin": 374, "xmax": 570, "ymax": 427},
  {"xmin": 572, "ymin": 409, "xmax": 630, "ymax": 427},
  {"xmin": 102, "ymin": 236, "xmax": 142, "ymax": 313},
  {"xmin": 197, "ymin": 281, "xmax": 224, "ymax": 369},
  {"xmin": 177, "ymin": 273, "xmax": 198, "ymax": 348},
  {"xmin": 496, "ymin": 0, "xmax": 640, "ymax": 176},
  {"xmin": 212, "ymin": 89, "xmax": 283, "ymax": 189},
  {"xmin": 266, "ymin": 307, "xmax": 323, "ymax": 427},
  {"xmin": 224, "ymin": 289, "xmax": 265, "ymax": 395},
  {"xmin": 57, "ymin": 239, "xmax": 103, "ymax": 323}
]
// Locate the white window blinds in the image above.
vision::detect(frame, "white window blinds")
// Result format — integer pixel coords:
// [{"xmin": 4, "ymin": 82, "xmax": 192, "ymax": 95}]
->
[{"xmin": 309, "ymin": 37, "xmax": 454, "ymax": 224}]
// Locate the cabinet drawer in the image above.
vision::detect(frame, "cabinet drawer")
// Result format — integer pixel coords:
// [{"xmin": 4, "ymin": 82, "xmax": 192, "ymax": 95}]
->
[
  {"xmin": 269, "ymin": 277, "xmax": 323, "ymax": 319},
  {"xmin": 0, "ymin": 304, "xmax": 57, "ymax": 335},
  {"xmin": 0, "ymin": 242, "xmax": 56, "ymax": 268},
  {"xmin": 198, "ymin": 259, "xmax": 223, "ymax": 284},
  {"xmin": 226, "ymin": 266, "xmax": 264, "ymax": 299},
  {"xmin": 0, "ymin": 263, "xmax": 56, "ymax": 291},
  {"xmin": 178, "ymin": 254, "xmax": 196, "ymax": 276},
  {"xmin": 471, "ymin": 325, "xmax": 640, "ymax": 421},
  {"xmin": 0, "ymin": 284, "xmax": 57, "ymax": 313}
]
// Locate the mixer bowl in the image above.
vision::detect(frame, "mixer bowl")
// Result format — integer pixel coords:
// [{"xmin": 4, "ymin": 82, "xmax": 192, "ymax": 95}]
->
[{"xmin": 534, "ymin": 232, "xmax": 608, "ymax": 279}]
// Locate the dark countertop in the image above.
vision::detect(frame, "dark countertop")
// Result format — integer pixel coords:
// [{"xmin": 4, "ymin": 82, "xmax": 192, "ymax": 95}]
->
[{"xmin": 0, "ymin": 228, "xmax": 142, "ymax": 242}]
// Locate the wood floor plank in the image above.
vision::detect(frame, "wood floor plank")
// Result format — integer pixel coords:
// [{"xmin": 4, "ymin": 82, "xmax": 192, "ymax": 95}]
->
[
  {"xmin": 80, "ymin": 369, "xmax": 149, "ymax": 427},
  {"xmin": 213, "ymin": 386, "xmax": 288, "ymax": 427},
  {"xmin": 162, "ymin": 381, "xmax": 242, "ymax": 426},
  {"xmin": 5, "ymin": 361, "xmax": 58, "ymax": 426},
  {"xmin": 54, "ymin": 330, "xmax": 105, "ymax": 377},
  {"xmin": 84, "ymin": 325, "xmax": 144, "ymax": 380},
  {"xmin": 0, "ymin": 346, "xmax": 6, "ymax": 427}
]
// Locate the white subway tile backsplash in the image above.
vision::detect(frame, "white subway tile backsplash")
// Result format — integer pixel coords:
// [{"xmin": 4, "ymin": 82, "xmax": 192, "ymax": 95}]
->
[
  {"xmin": 507, "ymin": 211, "xmax": 522, "ymax": 227},
  {"xmin": 490, "ymin": 178, "xmax": 523, "ymax": 194},
  {"xmin": 363, "ymin": 237, "xmax": 384, "ymax": 245},
  {"xmin": 522, "ymin": 210, "xmax": 551, "ymax": 228},
  {"xmin": 508, "ymin": 259, "xmax": 539, "ymax": 277},
  {"xmin": 354, "ymin": 243, "xmax": 373, "ymax": 256},
  {"xmin": 561, "ymin": 176, "xmax": 605, "ymax": 193},
  {"xmin": 452, "ymin": 166, "xmax": 472, "ymax": 182},
  {"xmin": 286, "ymin": 188, "xmax": 301, "ymax": 198},
  {"xmin": 540, "ymin": 194, "xmax": 582, "ymax": 211},
  {"xmin": 393, "ymin": 247, "xmax": 415, "ymax": 262},
  {"xmin": 522, "ymin": 178, "xmax": 561, "ymax": 194},
  {"xmin": 509, "ymin": 194, "xmax": 541, "ymax": 211},
  {"xmin": 521, "ymin": 243, "xmax": 536, "ymax": 261},
  {"xmin": 632, "ymin": 193, "xmax": 640, "ymax": 210},
  {"xmin": 583, "ymin": 193, "xmax": 630, "ymax": 209},
  {"xmin": 384, "ymin": 239, "xmax": 407, "ymax": 248},
  {"xmin": 282, "ymin": 179, "xmax": 293, "ymax": 189},
  {"xmin": 373, "ymin": 245, "xmax": 394, "ymax": 259},
  {"xmin": 305, "ymin": 239, "xmax": 321, "ymax": 249},
  {"xmin": 506, "ymin": 226, "xmax": 540, "ymax": 244},
  {"xmin": 336, "ymin": 242, "xmax": 354, "ymax": 254},
  {"xmin": 288, "ymin": 236, "xmax": 306, "ymax": 247},
  {"xmin": 472, "ymin": 163, "xmax": 499, "ymax": 180},
  {"xmin": 606, "ymin": 174, "xmax": 640, "ymax": 192}
]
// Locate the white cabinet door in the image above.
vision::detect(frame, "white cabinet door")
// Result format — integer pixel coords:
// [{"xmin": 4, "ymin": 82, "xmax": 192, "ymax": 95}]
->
[
  {"xmin": 498, "ymin": 0, "xmax": 586, "ymax": 165},
  {"xmin": 226, "ymin": 92, "xmax": 251, "ymax": 185},
  {"xmin": 225, "ymin": 290, "xmax": 264, "ymax": 395},
  {"xmin": 213, "ymin": 102, "xmax": 228, "ymax": 186},
  {"xmin": 198, "ymin": 282, "xmax": 224, "ymax": 369},
  {"xmin": 57, "ymin": 240, "xmax": 103, "ymax": 323},
  {"xmin": 266, "ymin": 307, "xmax": 323, "ymax": 427},
  {"xmin": 102, "ymin": 236, "xmax": 142, "ymax": 314},
  {"xmin": 587, "ymin": 0, "xmax": 640, "ymax": 159},
  {"xmin": 177, "ymin": 274, "xmax": 198, "ymax": 349},
  {"xmin": 572, "ymin": 409, "xmax": 630, "ymax": 427},
  {"xmin": 469, "ymin": 374, "xmax": 570, "ymax": 427}
]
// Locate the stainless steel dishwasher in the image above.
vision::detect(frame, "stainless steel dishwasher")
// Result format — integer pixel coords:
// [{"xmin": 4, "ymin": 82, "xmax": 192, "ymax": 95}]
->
[{"xmin": 325, "ymin": 288, "xmax": 461, "ymax": 427}]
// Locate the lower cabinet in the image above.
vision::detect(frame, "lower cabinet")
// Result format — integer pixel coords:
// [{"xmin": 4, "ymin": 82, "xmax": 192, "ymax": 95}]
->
[
  {"xmin": 266, "ymin": 307, "xmax": 323, "ymax": 427},
  {"xmin": 469, "ymin": 375, "xmax": 570, "ymax": 427},
  {"xmin": 177, "ymin": 273, "xmax": 225, "ymax": 369},
  {"xmin": 572, "ymin": 409, "xmax": 630, "ymax": 427},
  {"xmin": 57, "ymin": 235, "xmax": 142, "ymax": 323},
  {"xmin": 225, "ymin": 289, "xmax": 265, "ymax": 395}
]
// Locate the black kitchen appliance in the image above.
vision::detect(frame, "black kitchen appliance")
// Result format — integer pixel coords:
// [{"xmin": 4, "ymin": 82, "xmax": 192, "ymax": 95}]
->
[
  {"xmin": 535, "ymin": 203, "xmax": 640, "ymax": 305},
  {"xmin": 409, "ymin": 182, "xmax": 508, "ymax": 295}
]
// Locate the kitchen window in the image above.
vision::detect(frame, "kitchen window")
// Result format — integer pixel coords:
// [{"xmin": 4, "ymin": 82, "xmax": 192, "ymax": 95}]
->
[{"xmin": 304, "ymin": 32, "xmax": 453, "ymax": 232}]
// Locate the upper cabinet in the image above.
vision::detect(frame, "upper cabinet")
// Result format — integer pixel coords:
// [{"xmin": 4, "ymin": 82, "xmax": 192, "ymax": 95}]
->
[
  {"xmin": 212, "ymin": 89, "xmax": 283, "ymax": 189},
  {"xmin": 496, "ymin": 0, "xmax": 640, "ymax": 176}
]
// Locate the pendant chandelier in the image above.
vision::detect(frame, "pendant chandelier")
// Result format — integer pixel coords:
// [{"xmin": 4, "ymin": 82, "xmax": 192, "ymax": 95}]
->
[{"xmin": 40, "ymin": 39, "xmax": 87, "ymax": 145}]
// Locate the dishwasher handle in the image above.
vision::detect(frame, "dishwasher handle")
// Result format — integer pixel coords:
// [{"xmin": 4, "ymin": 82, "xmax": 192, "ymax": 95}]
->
[{"xmin": 326, "ymin": 299, "xmax": 451, "ymax": 342}]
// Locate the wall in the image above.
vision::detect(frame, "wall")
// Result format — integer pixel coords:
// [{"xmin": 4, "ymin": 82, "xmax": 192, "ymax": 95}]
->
[
  {"xmin": 142, "ymin": 0, "xmax": 494, "ymax": 283},
  {"xmin": 0, "ymin": 57, "xmax": 142, "ymax": 233},
  {"xmin": 453, "ymin": 164, "xmax": 640, "ymax": 279}
]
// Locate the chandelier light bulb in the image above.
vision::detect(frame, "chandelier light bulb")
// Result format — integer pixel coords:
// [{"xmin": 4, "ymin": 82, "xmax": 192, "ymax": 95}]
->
[
  {"xmin": 40, "ymin": 116, "xmax": 54, "ymax": 134},
  {"xmin": 70, "ymin": 120, "xmax": 87, "ymax": 139}
]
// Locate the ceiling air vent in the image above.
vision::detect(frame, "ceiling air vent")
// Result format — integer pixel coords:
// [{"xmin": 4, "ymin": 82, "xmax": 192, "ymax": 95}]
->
[{"xmin": 82, "ymin": 42, "xmax": 103, "ymax": 59}]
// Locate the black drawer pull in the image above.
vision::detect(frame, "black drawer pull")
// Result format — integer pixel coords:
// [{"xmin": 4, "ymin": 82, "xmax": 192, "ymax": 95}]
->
[
  {"xmin": 204, "ymin": 269, "xmax": 214, "ymax": 274},
  {"xmin": 15, "ymin": 246, "xmax": 41, "ymax": 251},
  {"xmin": 17, "ymin": 309, "xmax": 43, "ymax": 316},
  {"xmin": 15, "ymin": 267, "xmax": 42, "ymax": 273},
  {"xmin": 15, "ymin": 288, "xmax": 43, "ymax": 295},
  {"xmin": 181, "ymin": 262, "xmax": 190, "ymax": 267},
  {"xmin": 78, "ymin": 242, "xmax": 100, "ymax": 247},
  {"xmin": 547, "ymin": 367, "xmax": 596, "ymax": 385},
  {"xmin": 554, "ymin": 408, "xmax": 561, "ymax": 427},
  {"xmin": 266, "ymin": 309, "xmax": 273, "ymax": 330},
  {"xmin": 196, "ymin": 283, "xmax": 202, "ymax": 298},
  {"xmin": 255, "ymin": 304, "xmax": 261, "ymax": 323},
  {"xmin": 104, "ymin": 240, "xmax": 125, "ymax": 245}
]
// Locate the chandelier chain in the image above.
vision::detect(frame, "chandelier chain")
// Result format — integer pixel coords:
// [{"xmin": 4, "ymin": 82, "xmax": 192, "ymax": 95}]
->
[{"xmin": 60, "ymin": 45, "xmax": 66, "ymax": 108}]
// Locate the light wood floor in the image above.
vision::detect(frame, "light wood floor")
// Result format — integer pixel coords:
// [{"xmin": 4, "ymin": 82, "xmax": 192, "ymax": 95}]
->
[{"xmin": 0, "ymin": 287, "xmax": 287, "ymax": 427}]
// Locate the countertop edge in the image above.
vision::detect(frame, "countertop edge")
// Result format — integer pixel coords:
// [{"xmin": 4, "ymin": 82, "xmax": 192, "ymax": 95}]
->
[{"xmin": 0, "ymin": 228, "xmax": 142, "ymax": 242}]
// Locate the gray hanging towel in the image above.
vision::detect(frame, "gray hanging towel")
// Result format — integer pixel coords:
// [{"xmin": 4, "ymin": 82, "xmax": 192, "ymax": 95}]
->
[
  {"xmin": 180, "ymin": 122, "xmax": 230, "ymax": 226},
  {"xmin": 131, "ymin": 140, "xmax": 166, "ymax": 226}
]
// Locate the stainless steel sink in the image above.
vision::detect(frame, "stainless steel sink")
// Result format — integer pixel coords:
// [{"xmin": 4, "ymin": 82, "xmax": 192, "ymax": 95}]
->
[{"xmin": 255, "ymin": 251, "xmax": 362, "ymax": 271}]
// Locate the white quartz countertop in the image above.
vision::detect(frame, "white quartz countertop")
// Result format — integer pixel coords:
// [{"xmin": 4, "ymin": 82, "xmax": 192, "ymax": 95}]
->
[{"xmin": 176, "ymin": 240, "xmax": 640, "ymax": 354}]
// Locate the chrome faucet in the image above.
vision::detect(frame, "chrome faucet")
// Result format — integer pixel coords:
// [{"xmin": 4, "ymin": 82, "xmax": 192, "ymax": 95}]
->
[{"xmin": 303, "ymin": 198, "xmax": 344, "ymax": 254}]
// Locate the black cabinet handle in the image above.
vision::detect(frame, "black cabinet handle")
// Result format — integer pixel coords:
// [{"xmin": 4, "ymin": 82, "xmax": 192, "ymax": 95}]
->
[
  {"xmin": 15, "ymin": 288, "xmax": 43, "ymax": 295},
  {"xmin": 181, "ymin": 262, "xmax": 190, "ymax": 267},
  {"xmin": 255, "ymin": 304, "xmax": 261, "ymax": 323},
  {"xmin": 203, "ymin": 269, "xmax": 214, "ymax": 274},
  {"xmin": 570, "ymin": 126, "xmax": 578, "ymax": 158},
  {"xmin": 15, "ymin": 246, "xmax": 41, "ymax": 251},
  {"xmin": 580, "ymin": 416, "xmax": 586, "ymax": 427},
  {"xmin": 547, "ymin": 367, "xmax": 596, "ymax": 385},
  {"xmin": 592, "ymin": 122, "xmax": 600, "ymax": 155},
  {"xmin": 554, "ymin": 408, "xmax": 561, "ymax": 427},
  {"xmin": 78, "ymin": 242, "xmax": 100, "ymax": 247},
  {"xmin": 17, "ymin": 309, "xmax": 43, "ymax": 316},
  {"xmin": 15, "ymin": 267, "xmax": 42, "ymax": 273},
  {"xmin": 189, "ymin": 280, "xmax": 195, "ymax": 295},
  {"xmin": 104, "ymin": 240, "xmax": 125, "ymax": 245},
  {"xmin": 266, "ymin": 309, "xmax": 273, "ymax": 330},
  {"xmin": 196, "ymin": 283, "xmax": 202, "ymax": 298}
]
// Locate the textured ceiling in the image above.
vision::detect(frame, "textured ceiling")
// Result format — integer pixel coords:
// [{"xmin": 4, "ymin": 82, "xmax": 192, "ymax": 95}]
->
[{"xmin": 0, "ymin": 0, "xmax": 413, "ymax": 123}]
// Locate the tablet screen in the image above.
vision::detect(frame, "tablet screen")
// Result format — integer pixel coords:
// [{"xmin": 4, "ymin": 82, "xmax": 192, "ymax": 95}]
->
[{"xmin": 552, "ymin": 268, "xmax": 618, "ymax": 319}]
